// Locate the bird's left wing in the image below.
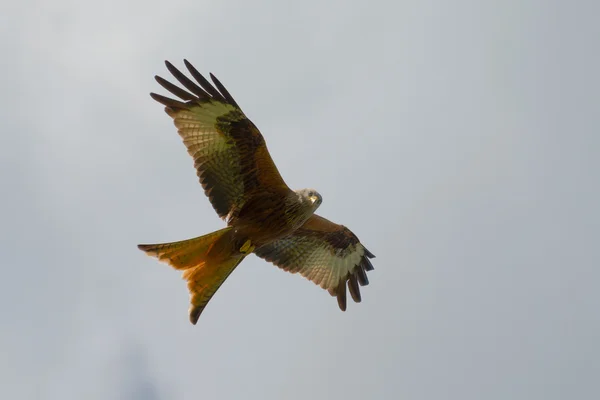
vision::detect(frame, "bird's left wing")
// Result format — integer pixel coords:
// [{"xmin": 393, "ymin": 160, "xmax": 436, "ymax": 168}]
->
[{"xmin": 254, "ymin": 214, "xmax": 375, "ymax": 311}]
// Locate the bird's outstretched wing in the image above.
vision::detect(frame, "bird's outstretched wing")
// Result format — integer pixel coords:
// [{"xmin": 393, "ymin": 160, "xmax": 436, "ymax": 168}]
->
[
  {"xmin": 151, "ymin": 60, "xmax": 290, "ymax": 221},
  {"xmin": 254, "ymin": 214, "xmax": 375, "ymax": 311}
]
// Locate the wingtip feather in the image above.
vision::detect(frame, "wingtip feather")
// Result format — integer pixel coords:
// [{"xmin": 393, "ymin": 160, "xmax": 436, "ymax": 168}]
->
[
  {"xmin": 183, "ymin": 60, "xmax": 225, "ymax": 101},
  {"xmin": 150, "ymin": 92, "xmax": 189, "ymax": 110},
  {"xmin": 155, "ymin": 75, "xmax": 196, "ymax": 101},
  {"xmin": 209, "ymin": 72, "xmax": 241, "ymax": 109},
  {"xmin": 364, "ymin": 247, "xmax": 376, "ymax": 259},
  {"xmin": 336, "ymin": 280, "xmax": 347, "ymax": 311},
  {"xmin": 348, "ymin": 274, "xmax": 362, "ymax": 303},
  {"xmin": 362, "ymin": 256, "xmax": 375, "ymax": 271}
]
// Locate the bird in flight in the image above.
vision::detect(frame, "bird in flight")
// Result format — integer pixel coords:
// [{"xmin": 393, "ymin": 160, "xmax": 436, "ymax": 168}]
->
[{"xmin": 138, "ymin": 60, "xmax": 375, "ymax": 324}]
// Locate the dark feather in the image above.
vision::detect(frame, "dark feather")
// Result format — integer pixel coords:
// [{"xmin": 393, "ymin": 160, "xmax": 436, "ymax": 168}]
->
[
  {"xmin": 356, "ymin": 261, "xmax": 369, "ymax": 286},
  {"xmin": 348, "ymin": 274, "xmax": 361, "ymax": 303},
  {"xmin": 362, "ymin": 255, "xmax": 375, "ymax": 271},
  {"xmin": 155, "ymin": 75, "xmax": 196, "ymax": 101},
  {"xmin": 210, "ymin": 73, "xmax": 241, "ymax": 109},
  {"xmin": 164, "ymin": 61, "xmax": 211, "ymax": 101},
  {"xmin": 189, "ymin": 306, "xmax": 203, "ymax": 325},
  {"xmin": 184, "ymin": 59, "xmax": 226, "ymax": 102},
  {"xmin": 149, "ymin": 92, "xmax": 189, "ymax": 110},
  {"xmin": 336, "ymin": 280, "xmax": 347, "ymax": 311},
  {"xmin": 364, "ymin": 247, "xmax": 376, "ymax": 259}
]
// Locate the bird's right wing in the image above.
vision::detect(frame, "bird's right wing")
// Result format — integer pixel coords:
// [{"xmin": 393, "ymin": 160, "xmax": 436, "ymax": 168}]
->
[{"xmin": 151, "ymin": 60, "xmax": 290, "ymax": 221}]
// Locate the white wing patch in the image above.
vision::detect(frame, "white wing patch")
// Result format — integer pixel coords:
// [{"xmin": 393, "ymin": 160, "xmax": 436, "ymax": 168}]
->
[
  {"xmin": 281, "ymin": 240, "xmax": 365, "ymax": 291},
  {"xmin": 173, "ymin": 101, "xmax": 238, "ymax": 153}
]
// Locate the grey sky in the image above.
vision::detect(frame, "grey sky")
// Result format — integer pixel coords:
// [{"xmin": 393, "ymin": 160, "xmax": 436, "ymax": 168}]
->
[{"xmin": 1, "ymin": 0, "xmax": 599, "ymax": 399}]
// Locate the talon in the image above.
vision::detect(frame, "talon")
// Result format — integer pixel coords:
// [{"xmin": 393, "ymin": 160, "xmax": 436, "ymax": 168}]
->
[{"xmin": 240, "ymin": 239, "xmax": 254, "ymax": 254}]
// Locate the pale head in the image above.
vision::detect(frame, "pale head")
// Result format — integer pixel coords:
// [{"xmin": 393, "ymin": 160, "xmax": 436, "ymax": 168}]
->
[{"xmin": 295, "ymin": 188, "xmax": 323, "ymax": 212}]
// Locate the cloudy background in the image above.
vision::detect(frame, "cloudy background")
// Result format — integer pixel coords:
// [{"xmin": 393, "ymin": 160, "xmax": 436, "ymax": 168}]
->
[{"xmin": 2, "ymin": 0, "xmax": 599, "ymax": 399}]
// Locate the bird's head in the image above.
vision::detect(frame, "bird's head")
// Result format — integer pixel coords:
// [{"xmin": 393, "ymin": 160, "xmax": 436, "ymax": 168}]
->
[{"xmin": 296, "ymin": 188, "xmax": 323, "ymax": 212}]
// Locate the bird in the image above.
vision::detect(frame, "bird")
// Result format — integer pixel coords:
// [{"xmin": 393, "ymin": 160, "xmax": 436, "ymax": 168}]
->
[{"xmin": 138, "ymin": 60, "xmax": 375, "ymax": 324}]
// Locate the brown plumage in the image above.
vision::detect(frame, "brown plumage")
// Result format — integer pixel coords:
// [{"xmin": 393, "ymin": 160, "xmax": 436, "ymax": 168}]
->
[{"xmin": 138, "ymin": 60, "xmax": 375, "ymax": 324}]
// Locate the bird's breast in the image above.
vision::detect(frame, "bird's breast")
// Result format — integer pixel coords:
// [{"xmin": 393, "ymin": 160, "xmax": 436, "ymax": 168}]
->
[{"xmin": 230, "ymin": 193, "xmax": 310, "ymax": 247}]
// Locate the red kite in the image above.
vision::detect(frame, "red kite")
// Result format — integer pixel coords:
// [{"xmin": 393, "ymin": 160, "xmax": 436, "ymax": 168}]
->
[{"xmin": 138, "ymin": 60, "xmax": 375, "ymax": 324}]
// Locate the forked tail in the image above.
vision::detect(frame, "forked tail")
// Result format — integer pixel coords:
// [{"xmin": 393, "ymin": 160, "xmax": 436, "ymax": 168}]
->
[{"xmin": 138, "ymin": 227, "xmax": 248, "ymax": 324}]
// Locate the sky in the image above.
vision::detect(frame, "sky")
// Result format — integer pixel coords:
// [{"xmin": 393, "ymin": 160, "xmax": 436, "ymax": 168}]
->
[{"xmin": 1, "ymin": 0, "xmax": 599, "ymax": 399}]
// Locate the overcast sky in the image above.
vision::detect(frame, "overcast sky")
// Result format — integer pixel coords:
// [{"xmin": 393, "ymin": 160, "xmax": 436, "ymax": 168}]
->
[{"xmin": 1, "ymin": 1, "xmax": 599, "ymax": 399}]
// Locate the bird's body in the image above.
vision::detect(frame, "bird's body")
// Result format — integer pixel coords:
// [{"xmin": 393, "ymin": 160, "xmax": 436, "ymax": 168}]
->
[
  {"xmin": 139, "ymin": 60, "xmax": 375, "ymax": 324},
  {"xmin": 231, "ymin": 188, "xmax": 325, "ymax": 249}
]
